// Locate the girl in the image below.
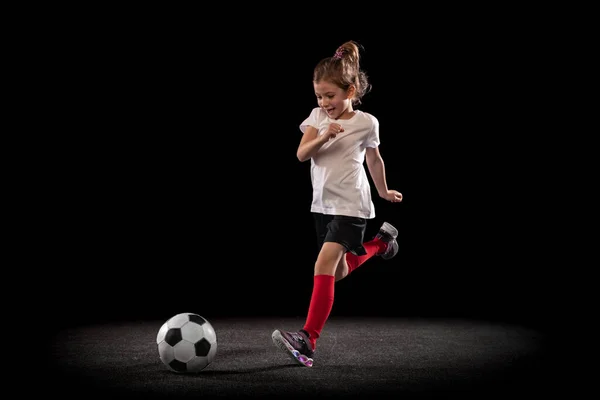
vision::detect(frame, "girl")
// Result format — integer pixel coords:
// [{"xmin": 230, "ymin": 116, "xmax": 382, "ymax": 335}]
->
[{"xmin": 272, "ymin": 40, "xmax": 403, "ymax": 367}]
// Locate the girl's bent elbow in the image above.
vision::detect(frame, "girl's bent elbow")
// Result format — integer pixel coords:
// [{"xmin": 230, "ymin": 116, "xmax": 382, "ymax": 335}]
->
[{"xmin": 297, "ymin": 152, "xmax": 308, "ymax": 162}]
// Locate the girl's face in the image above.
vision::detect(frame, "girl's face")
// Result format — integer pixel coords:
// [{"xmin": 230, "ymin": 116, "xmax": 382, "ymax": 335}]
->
[{"xmin": 314, "ymin": 80, "xmax": 354, "ymax": 120}]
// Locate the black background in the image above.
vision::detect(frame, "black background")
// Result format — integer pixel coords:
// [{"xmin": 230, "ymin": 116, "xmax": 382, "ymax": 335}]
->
[{"xmin": 40, "ymin": 15, "xmax": 557, "ymax": 336}]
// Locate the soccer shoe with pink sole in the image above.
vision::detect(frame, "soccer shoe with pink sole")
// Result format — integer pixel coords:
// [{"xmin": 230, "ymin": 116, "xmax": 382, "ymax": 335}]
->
[
  {"xmin": 375, "ymin": 221, "xmax": 399, "ymax": 260},
  {"xmin": 272, "ymin": 329, "xmax": 314, "ymax": 367}
]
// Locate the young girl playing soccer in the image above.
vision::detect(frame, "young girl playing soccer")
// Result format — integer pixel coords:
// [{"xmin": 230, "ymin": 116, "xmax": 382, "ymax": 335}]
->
[{"xmin": 271, "ymin": 40, "xmax": 403, "ymax": 367}]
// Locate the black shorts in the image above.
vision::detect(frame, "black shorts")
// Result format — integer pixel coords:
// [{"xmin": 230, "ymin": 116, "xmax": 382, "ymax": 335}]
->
[{"xmin": 313, "ymin": 213, "xmax": 368, "ymax": 256}]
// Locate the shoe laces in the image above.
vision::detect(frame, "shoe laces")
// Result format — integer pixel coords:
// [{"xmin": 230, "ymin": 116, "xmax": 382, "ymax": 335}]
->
[{"xmin": 289, "ymin": 332, "xmax": 306, "ymax": 343}]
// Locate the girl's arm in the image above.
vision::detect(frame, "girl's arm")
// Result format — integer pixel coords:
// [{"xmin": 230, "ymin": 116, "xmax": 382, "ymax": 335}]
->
[
  {"xmin": 366, "ymin": 147, "xmax": 403, "ymax": 202},
  {"xmin": 297, "ymin": 124, "xmax": 342, "ymax": 162}
]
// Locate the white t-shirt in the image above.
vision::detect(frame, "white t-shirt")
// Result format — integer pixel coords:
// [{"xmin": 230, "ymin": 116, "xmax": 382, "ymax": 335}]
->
[{"xmin": 299, "ymin": 107, "xmax": 380, "ymax": 219}]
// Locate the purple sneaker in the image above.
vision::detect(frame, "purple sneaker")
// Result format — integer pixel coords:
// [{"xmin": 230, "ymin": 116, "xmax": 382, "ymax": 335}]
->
[
  {"xmin": 272, "ymin": 329, "xmax": 314, "ymax": 367},
  {"xmin": 375, "ymin": 222, "xmax": 399, "ymax": 260}
]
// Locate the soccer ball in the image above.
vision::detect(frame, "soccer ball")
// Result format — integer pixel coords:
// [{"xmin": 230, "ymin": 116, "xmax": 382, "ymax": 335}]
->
[{"xmin": 156, "ymin": 312, "xmax": 217, "ymax": 373}]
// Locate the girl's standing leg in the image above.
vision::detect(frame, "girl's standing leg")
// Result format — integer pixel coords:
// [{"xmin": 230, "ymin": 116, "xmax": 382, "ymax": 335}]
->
[{"xmin": 302, "ymin": 242, "xmax": 346, "ymax": 349}]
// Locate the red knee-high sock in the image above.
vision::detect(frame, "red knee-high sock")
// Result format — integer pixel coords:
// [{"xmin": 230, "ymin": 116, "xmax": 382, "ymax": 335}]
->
[
  {"xmin": 345, "ymin": 237, "xmax": 387, "ymax": 275},
  {"xmin": 303, "ymin": 274, "xmax": 335, "ymax": 350}
]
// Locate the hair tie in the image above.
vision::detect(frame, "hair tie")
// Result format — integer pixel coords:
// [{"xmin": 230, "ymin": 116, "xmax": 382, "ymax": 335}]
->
[{"xmin": 333, "ymin": 49, "xmax": 344, "ymax": 59}]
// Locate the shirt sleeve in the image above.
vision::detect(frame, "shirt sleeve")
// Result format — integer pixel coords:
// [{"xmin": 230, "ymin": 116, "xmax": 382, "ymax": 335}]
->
[
  {"xmin": 300, "ymin": 108, "xmax": 322, "ymax": 134},
  {"xmin": 364, "ymin": 114, "xmax": 380, "ymax": 148}
]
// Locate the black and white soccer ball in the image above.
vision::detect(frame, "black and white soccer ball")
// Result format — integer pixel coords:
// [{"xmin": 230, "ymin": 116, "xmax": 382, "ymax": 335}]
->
[{"xmin": 156, "ymin": 312, "xmax": 217, "ymax": 373}]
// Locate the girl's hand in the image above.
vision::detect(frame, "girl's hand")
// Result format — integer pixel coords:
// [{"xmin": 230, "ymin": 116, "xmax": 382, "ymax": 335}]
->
[
  {"xmin": 321, "ymin": 123, "xmax": 344, "ymax": 142},
  {"xmin": 382, "ymin": 190, "xmax": 403, "ymax": 203}
]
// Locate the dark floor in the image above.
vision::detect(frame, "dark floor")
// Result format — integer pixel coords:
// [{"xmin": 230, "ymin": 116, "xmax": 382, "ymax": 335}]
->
[{"xmin": 46, "ymin": 316, "xmax": 552, "ymax": 398}]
